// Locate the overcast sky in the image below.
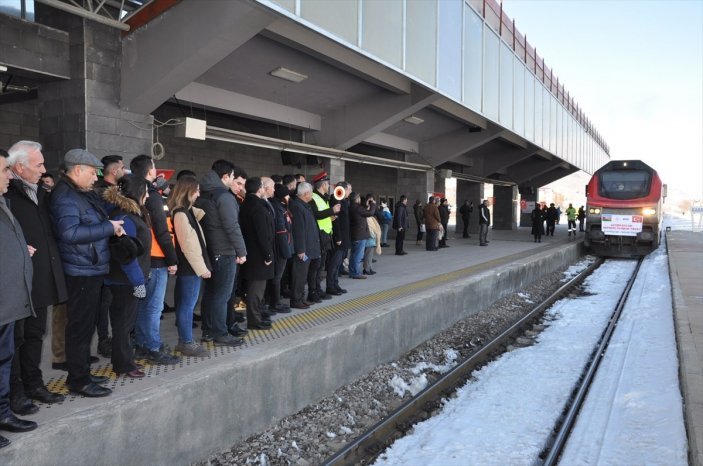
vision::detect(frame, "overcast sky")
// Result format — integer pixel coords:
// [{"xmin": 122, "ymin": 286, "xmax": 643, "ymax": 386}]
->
[{"xmin": 501, "ymin": 0, "xmax": 703, "ymax": 200}]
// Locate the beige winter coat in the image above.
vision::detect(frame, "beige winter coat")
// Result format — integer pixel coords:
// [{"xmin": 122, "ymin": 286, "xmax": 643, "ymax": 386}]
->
[
  {"xmin": 173, "ymin": 206, "xmax": 209, "ymax": 277},
  {"xmin": 367, "ymin": 216, "xmax": 383, "ymax": 255}
]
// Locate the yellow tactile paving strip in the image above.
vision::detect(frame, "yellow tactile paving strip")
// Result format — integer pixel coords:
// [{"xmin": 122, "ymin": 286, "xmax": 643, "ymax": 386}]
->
[{"xmin": 45, "ymin": 246, "xmax": 547, "ymax": 399}]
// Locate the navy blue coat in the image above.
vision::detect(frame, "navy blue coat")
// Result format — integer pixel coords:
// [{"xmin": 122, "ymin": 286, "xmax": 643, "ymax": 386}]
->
[
  {"xmin": 289, "ymin": 196, "xmax": 321, "ymax": 260},
  {"xmin": 49, "ymin": 177, "xmax": 114, "ymax": 277}
]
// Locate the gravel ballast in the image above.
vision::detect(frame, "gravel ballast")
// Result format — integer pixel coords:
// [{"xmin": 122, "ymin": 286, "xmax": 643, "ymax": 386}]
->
[{"xmin": 198, "ymin": 263, "xmax": 581, "ymax": 466}]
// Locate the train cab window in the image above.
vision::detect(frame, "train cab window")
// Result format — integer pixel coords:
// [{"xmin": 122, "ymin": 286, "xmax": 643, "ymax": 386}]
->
[{"xmin": 599, "ymin": 170, "xmax": 651, "ymax": 199}]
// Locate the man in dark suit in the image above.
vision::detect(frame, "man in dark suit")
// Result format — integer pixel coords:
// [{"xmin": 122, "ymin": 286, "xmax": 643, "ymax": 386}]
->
[
  {"xmin": 288, "ymin": 182, "xmax": 321, "ymax": 309},
  {"xmin": 239, "ymin": 178, "xmax": 275, "ymax": 330},
  {"xmin": 5, "ymin": 141, "xmax": 67, "ymax": 414},
  {"xmin": 392, "ymin": 195, "xmax": 409, "ymax": 255},
  {"xmin": 0, "ymin": 150, "xmax": 38, "ymax": 448}
]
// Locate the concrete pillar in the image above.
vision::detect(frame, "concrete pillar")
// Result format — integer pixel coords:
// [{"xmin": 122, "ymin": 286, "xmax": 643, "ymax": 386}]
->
[
  {"xmin": 35, "ymin": 10, "xmax": 152, "ymax": 169},
  {"xmin": 518, "ymin": 185, "xmax": 538, "ymax": 227},
  {"xmin": 397, "ymin": 169, "xmax": 433, "ymax": 231},
  {"xmin": 493, "ymin": 185, "xmax": 518, "ymax": 230},
  {"xmin": 456, "ymin": 180, "xmax": 482, "ymax": 234},
  {"xmin": 325, "ymin": 158, "xmax": 345, "ymax": 184}
]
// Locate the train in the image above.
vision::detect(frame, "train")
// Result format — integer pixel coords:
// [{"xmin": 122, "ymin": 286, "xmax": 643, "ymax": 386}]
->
[{"xmin": 584, "ymin": 160, "xmax": 666, "ymax": 257}]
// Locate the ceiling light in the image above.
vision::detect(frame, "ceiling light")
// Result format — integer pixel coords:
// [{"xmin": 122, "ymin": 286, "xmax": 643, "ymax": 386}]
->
[
  {"xmin": 270, "ymin": 67, "xmax": 308, "ymax": 83},
  {"xmin": 403, "ymin": 115, "xmax": 424, "ymax": 125}
]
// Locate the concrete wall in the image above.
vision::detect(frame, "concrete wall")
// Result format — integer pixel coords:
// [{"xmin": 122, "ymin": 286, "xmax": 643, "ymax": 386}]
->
[
  {"xmin": 5, "ymin": 242, "xmax": 583, "ymax": 466},
  {"xmin": 456, "ymin": 179, "xmax": 482, "ymax": 235},
  {"xmin": 0, "ymin": 101, "xmax": 39, "ymax": 150},
  {"xmin": 0, "ymin": 13, "xmax": 70, "ymax": 78},
  {"xmin": 493, "ymin": 184, "xmax": 518, "ymax": 230}
]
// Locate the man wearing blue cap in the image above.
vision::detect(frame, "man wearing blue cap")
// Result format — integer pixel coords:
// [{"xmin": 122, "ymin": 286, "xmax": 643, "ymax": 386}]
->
[{"xmin": 50, "ymin": 149, "xmax": 126, "ymax": 397}]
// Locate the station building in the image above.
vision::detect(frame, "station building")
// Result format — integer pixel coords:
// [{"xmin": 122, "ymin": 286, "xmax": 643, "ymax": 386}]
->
[{"xmin": 0, "ymin": 0, "xmax": 609, "ymax": 228}]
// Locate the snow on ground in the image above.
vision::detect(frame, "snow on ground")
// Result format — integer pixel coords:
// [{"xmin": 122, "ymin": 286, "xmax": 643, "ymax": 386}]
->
[
  {"xmin": 560, "ymin": 247, "xmax": 687, "ymax": 465},
  {"xmin": 374, "ymin": 259, "xmax": 639, "ymax": 466}
]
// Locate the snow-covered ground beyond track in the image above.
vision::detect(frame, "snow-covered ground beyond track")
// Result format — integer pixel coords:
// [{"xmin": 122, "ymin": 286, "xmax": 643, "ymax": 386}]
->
[
  {"xmin": 560, "ymin": 247, "xmax": 687, "ymax": 465},
  {"xmin": 373, "ymin": 254, "xmax": 685, "ymax": 466}
]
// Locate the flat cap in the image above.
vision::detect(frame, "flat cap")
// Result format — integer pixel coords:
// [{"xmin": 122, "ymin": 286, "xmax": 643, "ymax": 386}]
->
[{"xmin": 64, "ymin": 148, "xmax": 103, "ymax": 169}]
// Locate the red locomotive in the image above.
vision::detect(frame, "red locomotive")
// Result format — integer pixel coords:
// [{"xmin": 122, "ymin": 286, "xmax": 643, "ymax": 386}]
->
[{"xmin": 585, "ymin": 160, "xmax": 666, "ymax": 257}]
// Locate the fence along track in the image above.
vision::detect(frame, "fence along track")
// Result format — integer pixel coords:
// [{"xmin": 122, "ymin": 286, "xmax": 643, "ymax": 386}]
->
[{"xmin": 324, "ymin": 258, "xmax": 606, "ymax": 466}]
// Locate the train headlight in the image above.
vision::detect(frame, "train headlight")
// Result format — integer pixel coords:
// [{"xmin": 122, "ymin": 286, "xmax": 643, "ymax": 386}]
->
[
  {"xmin": 642, "ymin": 207, "xmax": 656, "ymax": 216},
  {"xmin": 589, "ymin": 207, "xmax": 601, "ymax": 214}
]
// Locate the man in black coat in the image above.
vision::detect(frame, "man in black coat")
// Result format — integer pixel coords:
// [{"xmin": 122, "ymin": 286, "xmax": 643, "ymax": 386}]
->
[
  {"xmin": 328, "ymin": 181, "xmax": 350, "ymax": 295},
  {"xmin": 479, "ymin": 199, "xmax": 491, "ymax": 246},
  {"xmin": 458, "ymin": 200, "xmax": 473, "ymax": 238},
  {"xmin": 288, "ymin": 182, "xmax": 320, "ymax": 309},
  {"xmin": 239, "ymin": 178, "xmax": 275, "ymax": 330},
  {"xmin": 6, "ymin": 141, "xmax": 67, "ymax": 413},
  {"xmin": 392, "ymin": 195, "xmax": 409, "ymax": 255}
]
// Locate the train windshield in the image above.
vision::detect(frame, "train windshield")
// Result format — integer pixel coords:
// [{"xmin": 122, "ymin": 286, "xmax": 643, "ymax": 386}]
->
[{"xmin": 599, "ymin": 170, "xmax": 651, "ymax": 199}]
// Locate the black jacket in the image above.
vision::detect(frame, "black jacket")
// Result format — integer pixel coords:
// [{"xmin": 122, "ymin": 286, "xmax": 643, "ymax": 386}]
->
[
  {"xmin": 289, "ymin": 196, "xmax": 321, "ymax": 259},
  {"xmin": 271, "ymin": 198, "xmax": 293, "ymax": 260},
  {"xmin": 392, "ymin": 201, "xmax": 409, "ymax": 230},
  {"xmin": 349, "ymin": 202, "xmax": 376, "ymax": 242},
  {"xmin": 195, "ymin": 170, "xmax": 247, "ymax": 258},
  {"xmin": 459, "ymin": 203, "xmax": 473, "ymax": 220},
  {"xmin": 6, "ymin": 179, "xmax": 66, "ymax": 307},
  {"xmin": 144, "ymin": 184, "xmax": 177, "ymax": 267},
  {"xmin": 479, "ymin": 203, "xmax": 491, "ymax": 225},
  {"xmin": 240, "ymin": 194, "xmax": 275, "ymax": 281},
  {"xmin": 331, "ymin": 198, "xmax": 351, "ymax": 250},
  {"xmin": 439, "ymin": 204, "xmax": 450, "ymax": 225},
  {"xmin": 531, "ymin": 208, "xmax": 545, "ymax": 236}
]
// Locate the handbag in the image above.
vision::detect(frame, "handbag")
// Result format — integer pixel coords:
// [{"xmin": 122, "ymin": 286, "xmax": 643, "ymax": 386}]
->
[{"xmin": 420, "ymin": 223, "xmax": 426, "ymax": 233}]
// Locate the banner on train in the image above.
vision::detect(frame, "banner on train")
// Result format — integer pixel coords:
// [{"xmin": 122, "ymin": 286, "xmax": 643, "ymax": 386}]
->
[{"xmin": 601, "ymin": 214, "xmax": 644, "ymax": 236}]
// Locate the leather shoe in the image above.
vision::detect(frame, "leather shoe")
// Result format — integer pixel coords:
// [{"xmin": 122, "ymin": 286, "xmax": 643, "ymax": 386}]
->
[
  {"xmin": 0, "ymin": 414, "xmax": 38, "ymax": 432},
  {"xmin": 0, "ymin": 435, "xmax": 9, "ymax": 449},
  {"xmin": 10, "ymin": 396, "xmax": 38, "ymax": 416},
  {"xmin": 117, "ymin": 369, "xmax": 145, "ymax": 379},
  {"xmin": 51, "ymin": 362, "xmax": 67, "ymax": 371},
  {"xmin": 228, "ymin": 324, "xmax": 248, "ymax": 337},
  {"xmin": 307, "ymin": 294, "xmax": 322, "ymax": 303},
  {"xmin": 69, "ymin": 382, "xmax": 112, "ymax": 398},
  {"xmin": 395, "ymin": 251, "xmax": 408, "ymax": 256},
  {"xmin": 248, "ymin": 321, "xmax": 272, "ymax": 330},
  {"xmin": 90, "ymin": 375, "xmax": 109, "ymax": 385},
  {"xmin": 290, "ymin": 301, "xmax": 310, "ymax": 309},
  {"xmin": 336, "ymin": 287, "xmax": 347, "ymax": 293},
  {"xmin": 351, "ymin": 275, "xmax": 367, "ymax": 279},
  {"xmin": 25, "ymin": 386, "xmax": 65, "ymax": 404},
  {"xmin": 326, "ymin": 289, "xmax": 342, "ymax": 296}
]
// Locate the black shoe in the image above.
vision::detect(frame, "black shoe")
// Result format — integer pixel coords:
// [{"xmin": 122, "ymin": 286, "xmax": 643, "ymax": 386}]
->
[
  {"xmin": 0, "ymin": 435, "xmax": 9, "ymax": 449},
  {"xmin": 25, "ymin": 386, "xmax": 65, "ymax": 404},
  {"xmin": 200, "ymin": 334, "xmax": 214, "ymax": 343},
  {"xmin": 10, "ymin": 396, "xmax": 38, "ymax": 416},
  {"xmin": 193, "ymin": 313, "xmax": 202, "ymax": 321},
  {"xmin": 234, "ymin": 312, "xmax": 246, "ymax": 323},
  {"xmin": 90, "ymin": 375, "xmax": 109, "ymax": 384},
  {"xmin": 248, "ymin": 321, "xmax": 272, "ymax": 330},
  {"xmin": 336, "ymin": 287, "xmax": 347, "ymax": 294},
  {"xmin": 90, "ymin": 355, "xmax": 99, "ymax": 363},
  {"xmin": 97, "ymin": 337, "xmax": 112, "ymax": 358},
  {"xmin": 212, "ymin": 335, "xmax": 245, "ymax": 347},
  {"xmin": 51, "ymin": 362, "xmax": 68, "ymax": 371},
  {"xmin": 372, "ymin": 259, "xmax": 377, "ymax": 263},
  {"xmin": 367, "ymin": 270, "xmax": 377, "ymax": 275},
  {"xmin": 145, "ymin": 350, "xmax": 180, "ymax": 365},
  {"xmin": 395, "ymin": 251, "xmax": 407, "ymax": 255},
  {"xmin": 319, "ymin": 293, "xmax": 333, "ymax": 300},
  {"xmin": 307, "ymin": 294, "xmax": 322, "ymax": 304},
  {"xmin": 0, "ymin": 414, "xmax": 38, "ymax": 432},
  {"xmin": 274, "ymin": 303, "xmax": 291, "ymax": 313},
  {"xmin": 228, "ymin": 324, "xmax": 248, "ymax": 337},
  {"xmin": 326, "ymin": 289, "xmax": 342, "ymax": 296},
  {"xmin": 69, "ymin": 382, "xmax": 112, "ymax": 398}
]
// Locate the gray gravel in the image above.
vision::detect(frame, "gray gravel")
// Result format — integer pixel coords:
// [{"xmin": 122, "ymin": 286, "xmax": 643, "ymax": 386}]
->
[{"xmin": 198, "ymin": 265, "xmax": 575, "ymax": 466}]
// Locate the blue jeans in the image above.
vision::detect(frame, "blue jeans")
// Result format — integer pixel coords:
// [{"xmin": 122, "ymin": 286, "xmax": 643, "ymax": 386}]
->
[
  {"xmin": 381, "ymin": 223, "xmax": 389, "ymax": 244},
  {"xmin": 135, "ymin": 267, "xmax": 168, "ymax": 352},
  {"xmin": 201, "ymin": 255, "xmax": 236, "ymax": 338},
  {"xmin": 349, "ymin": 240, "xmax": 366, "ymax": 277},
  {"xmin": 175, "ymin": 275, "xmax": 202, "ymax": 344}
]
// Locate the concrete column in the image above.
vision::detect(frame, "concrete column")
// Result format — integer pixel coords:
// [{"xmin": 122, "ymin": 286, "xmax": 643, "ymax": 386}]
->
[
  {"xmin": 326, "ymin": 158, "xmax": 345, "ymax": 184},
  {"xmin": 35, "ymin": 10, "xmax": 152, "ymax": 169},
  {"xmin": 518, "ymin": 185, "xmax": 538, "ymax": 227},
  {"xmin": 456, "ymin": 180, "xmax": 482, "ymax": 234},
  {"xmin": 397, "ymin": 169, "xmax": 433, "ymax": 231},
  {"xmin": 493, "ymin": 185, "xmax": 518, "ymax": 230}
]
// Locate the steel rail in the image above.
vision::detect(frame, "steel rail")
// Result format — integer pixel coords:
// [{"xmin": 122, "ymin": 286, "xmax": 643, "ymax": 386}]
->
[
  {"xmin": 324, "ymin": 258, "xmax": 605, "ymax": 466},
  {"xmin": 540, "ymin": 258, "xmax": 643, "ymax": 466}
]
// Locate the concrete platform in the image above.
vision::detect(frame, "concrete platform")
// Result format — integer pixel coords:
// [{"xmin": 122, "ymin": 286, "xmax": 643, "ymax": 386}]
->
[
  {"xmin": 668, "ymin": 230, "xmax": 703, "ymax": 466},
  {"xmin": 3, "ymin": 225, "xmax": 583, "ymax": 465}
]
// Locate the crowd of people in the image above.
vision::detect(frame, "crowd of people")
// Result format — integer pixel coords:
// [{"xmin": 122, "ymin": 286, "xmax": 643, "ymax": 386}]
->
[
  {"xmin": 0, "ymin": 141, "xmax": 498, "ymax": 448},
  {"xmin": 530, "ymin": 202, "xmax": 586, "ymax": 242}
]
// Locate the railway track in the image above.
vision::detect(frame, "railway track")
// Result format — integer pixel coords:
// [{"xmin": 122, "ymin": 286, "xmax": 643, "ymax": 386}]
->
[{"xmin": 323, "ymin": 257, "xmax": 632, "ymax": 466}]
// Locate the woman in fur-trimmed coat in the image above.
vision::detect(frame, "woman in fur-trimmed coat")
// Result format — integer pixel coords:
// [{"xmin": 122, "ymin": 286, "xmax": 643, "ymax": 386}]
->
[{"xmin": 103, "ymin": 176, "xmax": 151, "ymax": 378}]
